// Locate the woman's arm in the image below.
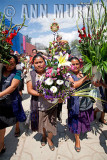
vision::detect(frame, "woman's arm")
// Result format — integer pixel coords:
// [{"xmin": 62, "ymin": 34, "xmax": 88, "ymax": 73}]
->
[
  {"xmin": 92, "ymin": 79, "xmax": 107, "ymax": 88},
  {"xmin": 27, "ymin": 81, "xmax": 42, "ymax": 96},
  {"xmin": 69, "ymin": 75, "xmax": 88, "ymax": 89},
  {"xmin": 0, "ymin": 79, "xmax": 20, "ymax": 97}
]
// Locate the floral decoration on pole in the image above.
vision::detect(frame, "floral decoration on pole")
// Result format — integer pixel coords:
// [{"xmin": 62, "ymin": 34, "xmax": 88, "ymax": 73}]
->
[
  {"xmin": 0, "ymin": 12, "xmax": 26, "ymax": 63},
  {"xmin": 50, "ymin": 20, "xmax": 59, "ymax": 41},
  {"xmin": 77, "ymin": 0, "xmax": 107, "ymax": 81}
]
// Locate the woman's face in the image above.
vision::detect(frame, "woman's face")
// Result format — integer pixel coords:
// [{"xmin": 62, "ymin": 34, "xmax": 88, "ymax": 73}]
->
[
  {"xmin": 5, "ymin": 58, "xmax": 16, "ymax": 72},
  {"xmin": 71, "ymin": 59, "xmax": 80, "ymax": 73},
  {"xmin": 34, "ymin": 56, "xmax": 45, "ymax": 73}
]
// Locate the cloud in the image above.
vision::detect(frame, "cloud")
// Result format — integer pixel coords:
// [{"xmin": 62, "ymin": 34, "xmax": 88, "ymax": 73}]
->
[
  {"xmin": 25, "ymin": 1, "xmax": 106, "ymax": 47},
  {"xmin": 29, "ymin": 6, "xmax": 83, "ymax": 33},
  {"xmin": 31, "ymin": 30, "xmax": 78, "ymax": 47},
  {"xmin": 28, "ymin": 1, "xmax": 106, "ymax": 35}
]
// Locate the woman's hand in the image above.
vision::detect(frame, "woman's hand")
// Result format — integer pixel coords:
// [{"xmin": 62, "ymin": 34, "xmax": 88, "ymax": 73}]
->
[
  {"xmin": 58, "ymin": 98, "xmax": 63, "ymax": 103},
  {"xmin": 0, "ymin": 92, "xmax": 2, "ymax": 98},
  {"xmin": 92, "ymin": 80, "xmax": 102, "ymax": 87},
  {"xmin": 85, "ymin": 74, "xmax": 93, "ymax": 81},
  {"xmin": 39, "ymin": 93, "xmax": 44, "ymax": 97}
]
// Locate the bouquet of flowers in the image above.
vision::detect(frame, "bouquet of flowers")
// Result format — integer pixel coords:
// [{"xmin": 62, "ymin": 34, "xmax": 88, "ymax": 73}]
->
[
  {"xmin": 36, "ymin": 42, "xmax": 73, "ymax": 103},
  {"xmin": 77, "ymin": 0, "xmax": 107, "ymax": 81},
  {"xmin": 0, "ymin": 12, "xmax": 26, "ymax": 80},
  {"xmin": 0, "ymin": 12, "xmax": 26, "ymax": 63},
  {"xmin": 49, "ymin": 39, "xmax": 70, "ymax": 55},
  {"xmin": 36, "ymin": 40, "xmax": 105, "ymax": 109}
]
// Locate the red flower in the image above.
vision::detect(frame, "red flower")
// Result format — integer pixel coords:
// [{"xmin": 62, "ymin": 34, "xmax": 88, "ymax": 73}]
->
[
  {"xmin": 5, "ymin": 37, "xmax": 13, "ymax": 45},
  {"xmin": 2, "ymin": 30, "xmax": 9, "ymax": 34},
  {"xmin": 88, "ymin": 34, "xmax": 92, "ymax": 39},
  {"xmin": 79, "ymin": 40, "xmax": 82, "ymax": 43},
  {"xmin": 14, "ymin": 30, "xmax": 16, "ymax": 33},
  {"xmin": 83, "ymin": 34, "xmax": 86, "ymax": 38},
  {"xmin": 79, "ymin": 34, "xmax": 82, "ymax": 39},
  {"xmin": 9, "ymin": 32, "xmax": 17, "ymax": 39},
  {"xmin": 78, "ymin": 30, "xmax": 80, "ymax": 33},
  {"xmin": 82, "ymin": 27, "xmax": 85, "ymax": 31}
]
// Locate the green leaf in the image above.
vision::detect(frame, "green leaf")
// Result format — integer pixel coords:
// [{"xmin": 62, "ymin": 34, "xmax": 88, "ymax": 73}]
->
[
  {"xmin": 83, "ymin": 63, "xmax": 92, "ymax": 73},
  {"xmin": 82, "ymin": 54, "xmax": 92, "ymax": 64},
  {"xmin": 51, "ymin": 69, "xmax": 57, "ymax": 76},
  {"xmin": 103, "ymin": 61, "xmax": 107, "ymax": 72}
]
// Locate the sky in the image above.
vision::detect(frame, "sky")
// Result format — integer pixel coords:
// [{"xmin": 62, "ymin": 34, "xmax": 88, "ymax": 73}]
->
[{"xmin": 0, "ymin": 0, "xmax": 106, "ymax": 47}]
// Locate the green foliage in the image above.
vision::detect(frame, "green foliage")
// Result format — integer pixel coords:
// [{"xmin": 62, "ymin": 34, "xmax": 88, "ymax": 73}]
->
[
  {"xmin": 0, "ymin": 12, "xmax": 26, "ymax": 64},
  {"xmin": 77, "ymin": 0, "xmax": 107, "ymax": 78}
]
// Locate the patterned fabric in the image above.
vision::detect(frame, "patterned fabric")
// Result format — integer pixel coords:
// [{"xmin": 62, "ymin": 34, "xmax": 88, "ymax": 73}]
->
[
  {"xmin": 30, "ymin": 70, "xmax": 39, "ymax": 131},
  {"xmin": 68, "ymin": 107, "xmax": 94, "ymax": 134},
  {"xmin": 29, "ymin": 70, "xmax": 57, "ymax": 132},
  {"xmin": 0, "ymin": 69, "xmax": 26, "ymax": 129},
  {"xmin": 31, "ymin": 110, "xmax": 39, "ymax": 131},
  {"xmin": 68, "ymin": 74, "xmax": 93, "ymax": 134}
]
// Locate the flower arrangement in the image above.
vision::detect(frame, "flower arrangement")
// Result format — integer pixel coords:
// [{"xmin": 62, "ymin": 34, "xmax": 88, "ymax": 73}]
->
[
  {"xmin": 36, "ymin": 40, "xmax": 104, "ymax": 109},
  {"xmin": 77, "ymin": 0, "xmax": 107, "ymax": 81},
  {"xmin": 49, "ymin": 39, "xmax": 70, "ymax": 55},
  {"xmin": 50, "ymin": 22, "xmax": 59, "ymax": 32},
  {"xmin": 0, "ymin": 12, "xmax": 26, "ymax": 63},
  {"xmin": 36, "ymin": 43, "xmax": 73, "ymax": 103}
]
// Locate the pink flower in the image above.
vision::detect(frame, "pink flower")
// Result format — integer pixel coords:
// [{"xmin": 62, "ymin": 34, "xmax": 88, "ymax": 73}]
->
[
  {"xmin": 57, "ymin": 68, "xmax": 61, "ymax": 73},
  {"xmin": 71, "ymin": 65, "xmax": 77, "ymax": 70},
  {"xmin": 79, "ymin": 58, "xmax": 83, "ymax": 61},
  {"xmin": 47, "ymin": 67, "xmax": 53, "ymax": 74},
  {"xmin": 46, "ymin": 73, "xmax": 51, "ymax": 78},
  {"xmin": 52, "ymin": 73, "xmax": 55, "ymax": 77}
]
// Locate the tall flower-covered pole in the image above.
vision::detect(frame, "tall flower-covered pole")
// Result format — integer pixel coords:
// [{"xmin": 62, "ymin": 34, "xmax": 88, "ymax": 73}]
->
[
  {"xmin": 77, "ymin": 0, "xmax": 107, "ymax": 81},
  {"xmin": 0, "ymin": 13, "xmax": 26, "ymax": 81},
  {"xmin": 50, "ymin": 19, "xmax": 59, "ymax": 41}
]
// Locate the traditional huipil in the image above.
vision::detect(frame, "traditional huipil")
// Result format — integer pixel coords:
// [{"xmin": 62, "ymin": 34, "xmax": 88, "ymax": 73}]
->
[
  {"xmin": 68, "ymin": 74, "xmax": 94, "ymax": 134},
  {"xmin": 0, "ymin": 68, "xmax": 26, "ymax": 129},
  {"xmin": 26, "ymin": 70, "xmax": 57, "ymax": 135}
]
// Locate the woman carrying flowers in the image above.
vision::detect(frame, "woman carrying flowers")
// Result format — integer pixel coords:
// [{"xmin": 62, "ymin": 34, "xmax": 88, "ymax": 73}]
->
[
  {"xmin": 26, "ymin": 53, "xmax": 59, "ymax": 151},
  {"xmin": 0, "ymin": 54, "xmax": 26, "ymax": 154},
  {"xmin": 67, "ymin": 57, "xmax": 94, "ymax": 152}
]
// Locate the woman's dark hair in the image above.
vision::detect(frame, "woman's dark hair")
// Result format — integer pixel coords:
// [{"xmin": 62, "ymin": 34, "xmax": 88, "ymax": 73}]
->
[
  {"xmin": 68, "ymin": 56, "xmax": 80, "ymax": 63},
  {"xmin": 33, "ymin": 53, "xmax": 45, "ymax": 63},
  {"xmin": 7, "ymin": 54, "xmax": 18, "ymax": 64},
  {"xmin": 32, "ymin": 49, "xmax": 37, "ymax": 53},
  {"xmin": 37, "ymin": 52, "xmax": 43, "ymax": 55}
]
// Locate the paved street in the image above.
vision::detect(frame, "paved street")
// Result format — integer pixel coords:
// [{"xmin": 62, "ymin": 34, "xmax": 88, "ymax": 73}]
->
[{"xmin": 0, "ymin": 82, "xmax": 107, "ymax": 160}]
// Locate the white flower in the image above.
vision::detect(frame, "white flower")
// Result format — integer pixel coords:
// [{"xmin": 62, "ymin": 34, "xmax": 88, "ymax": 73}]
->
[
  {"xmin": 54, "ymin": 52, "xmax": 71, "ymax": 68},
  {"xmin": 65, "ymin": 80, "xmax": 70, "ymax": 88},
  {"xmin": 66, "ymin": 73, "xmax": 71, "ymax": 77},
  {"xmin": 40, "ymin": 75, "xmax": 44, "ymax": 81},
  {"xmin": 56, "ymin": 79, "xmax": 64, "ymax": 85},
  {"xmin": 54, "ymin": 43, "xmax": 57, "ymax": 46},
  {"xmin": 45, "ymin": 78, "xmax": 53, "ymax": 86},
  {"xmin": 50, "ymin": 86, "xmax": 57, "ymax": 93}
]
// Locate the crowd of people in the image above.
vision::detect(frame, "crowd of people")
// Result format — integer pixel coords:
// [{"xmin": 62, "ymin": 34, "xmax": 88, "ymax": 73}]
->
[{"xmin": 0, "ymin": 48, "xmax": 107, "ymax": 155}]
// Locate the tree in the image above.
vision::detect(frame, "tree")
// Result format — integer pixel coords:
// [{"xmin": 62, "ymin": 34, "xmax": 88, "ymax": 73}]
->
[
  {"xmin": 70, "ymin": 39, "xmax": 79, "ymax": 50},
  {"xmin": 25, "ymin": 35, "xmax": 31, "ymax": 44},
  {"xmin": 70, "ymin": 39, "xmax": 81, "ymax": 57}
]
